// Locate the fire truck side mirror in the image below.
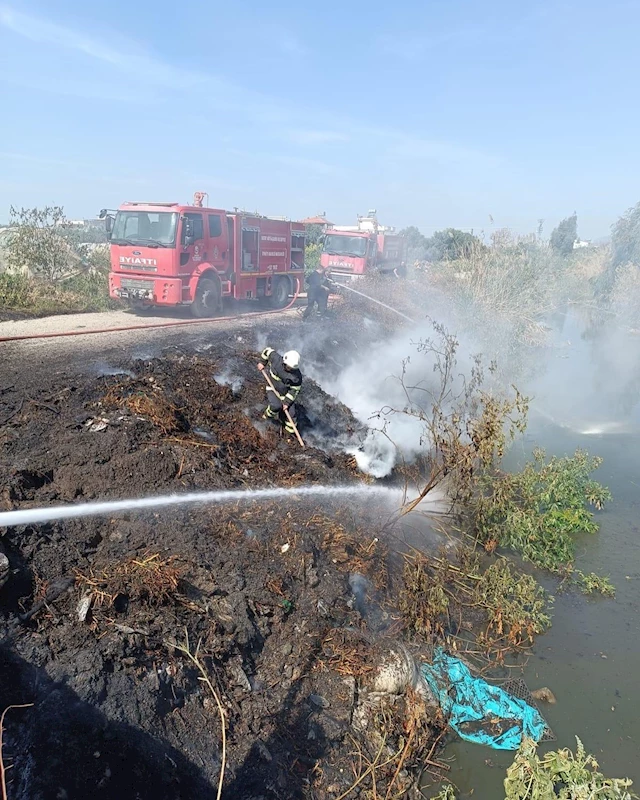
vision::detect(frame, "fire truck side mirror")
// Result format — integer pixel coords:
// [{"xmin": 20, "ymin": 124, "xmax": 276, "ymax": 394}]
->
[
  {"xmin": 182, "ymin": 218, "xmax": 195, "ymax": 247},
  {"xmin": 104, "ymin": 215, "xmax": 113, "ymax": 238}
]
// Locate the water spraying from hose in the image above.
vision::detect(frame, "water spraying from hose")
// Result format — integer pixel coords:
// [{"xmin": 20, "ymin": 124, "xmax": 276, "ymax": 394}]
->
[
  {"xmin": 530, "ymin": 404, "xmax": 638, "ymax": 436},
  {"xmin": 0, "ymin": 485, "xmax": 404, "ymax": 528},
  {"xmin": 337, "ymin": 283, "xmax": 415, "ymax": 323}
]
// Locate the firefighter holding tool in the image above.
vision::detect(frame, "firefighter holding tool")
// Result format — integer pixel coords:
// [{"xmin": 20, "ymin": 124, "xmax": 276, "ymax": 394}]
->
[
  {"xmin": 258, "ymin": 347, "xmax": 303, "ymax": 439},
  {"xmin": 304, "ymin": 267, "xmax": 336, "ymax": 319}
]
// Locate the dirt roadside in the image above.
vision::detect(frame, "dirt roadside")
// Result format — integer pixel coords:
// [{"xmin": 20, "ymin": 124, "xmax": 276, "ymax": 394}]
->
[
  {"xmin": 0, "ymin": 307, "xmax": 304, "ymax": 389},
  {"xmin": 0, "ymin": 304, "xmax": 309, "ymax": 340}
]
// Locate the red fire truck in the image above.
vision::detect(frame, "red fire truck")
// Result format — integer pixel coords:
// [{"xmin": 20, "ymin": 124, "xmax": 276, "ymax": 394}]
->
[
  {"xmin": 103, "ymin": 195, "xmax": 305, "ymax": 316},
  {"xmin": 320, "ymin": 211, "xmax": 406, "ymax": 282}
]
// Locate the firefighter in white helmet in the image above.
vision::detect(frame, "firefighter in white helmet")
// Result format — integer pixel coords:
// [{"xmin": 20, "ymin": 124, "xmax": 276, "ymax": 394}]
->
[{"xmin": 257, "ymin": 348, "xmax": 302, "ymax": 435}]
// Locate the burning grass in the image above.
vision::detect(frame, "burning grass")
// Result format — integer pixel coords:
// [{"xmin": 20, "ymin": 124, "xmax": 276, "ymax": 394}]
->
[{"xmin": 1, "ymin": 330, "xmax": 463, "ymax": 798}]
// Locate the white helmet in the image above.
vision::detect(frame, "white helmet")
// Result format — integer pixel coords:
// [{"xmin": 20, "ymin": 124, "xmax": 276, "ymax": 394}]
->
[{"xmin": 283, "ymin": 350, "xmax": 300, "ymax": 369}]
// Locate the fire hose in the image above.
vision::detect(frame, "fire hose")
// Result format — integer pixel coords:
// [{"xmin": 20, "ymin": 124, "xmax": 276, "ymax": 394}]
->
[
  {"xmin": 259, "ymin": 368, "xmax": 305, "ymax": 449},
  {"xmin": 0, "ymin": 278, "xmax": 302, "ymax": 344},
  {"xmin": 335, "ymin": 281, "xmax": 415, "ymax": 323}
]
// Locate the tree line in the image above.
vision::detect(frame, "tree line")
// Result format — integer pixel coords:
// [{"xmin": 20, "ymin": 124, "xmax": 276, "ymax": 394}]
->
[{"xmin": 398, "ymin": 200, "xmax": 640, "ymax": 269}]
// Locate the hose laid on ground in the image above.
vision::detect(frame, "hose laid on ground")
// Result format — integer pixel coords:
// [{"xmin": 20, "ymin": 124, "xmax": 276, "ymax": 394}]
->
[{"xmin": 0, "ymin": 277, "xmax": 302, "ymax": 343}]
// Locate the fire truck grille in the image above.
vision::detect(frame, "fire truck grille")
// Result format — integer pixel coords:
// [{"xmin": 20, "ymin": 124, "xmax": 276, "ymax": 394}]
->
[
  {"xmin": 120, "ymin": 264, "xmax": 157, "ymax": 272},
  {"xmin": 328, "ymin": 271, "xmax": 356, "ymax": 285},
  {"xmin": 120, "ymin": 278, "xmax": 155, "ymax": 291}
]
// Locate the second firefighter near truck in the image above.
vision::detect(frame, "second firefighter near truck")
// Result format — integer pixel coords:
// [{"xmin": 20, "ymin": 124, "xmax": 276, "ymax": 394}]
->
[
  {"xmin": 304, "ymin": 266, "xmax": 335, "ymax": 319},
  {"xmin": 258, "ymin": 348, "xmax": 302, "ymax": 435}
]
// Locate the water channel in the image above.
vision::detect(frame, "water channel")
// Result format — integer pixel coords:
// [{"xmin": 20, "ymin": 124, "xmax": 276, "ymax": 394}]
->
[{"xmin": 444, "ymin": 309, "xmax": 640, "ymax": 796}]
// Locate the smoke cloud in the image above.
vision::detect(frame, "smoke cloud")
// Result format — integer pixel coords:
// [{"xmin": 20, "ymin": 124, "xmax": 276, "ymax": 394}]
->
[
  {"xmin": 526, "ymin": 310, "xmax": 640, "ymax": 435},
  {"xmin": 301, "ymin": 314, "xmax": 476, "ymax": 477},
  {"xmin": 214, "ymin": 368, "xmax": 244, "ymax": 394},
  {"xmin": 253, "ymin": 276, "xmax": 640, "ymax": 478}
]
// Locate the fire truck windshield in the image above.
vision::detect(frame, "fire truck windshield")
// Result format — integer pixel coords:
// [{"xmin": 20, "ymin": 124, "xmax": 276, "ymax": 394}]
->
[
  {"xmin": 323, "ymin": 234, "xmax": 367, "ymax": 257},
  {"xmin": 111, "ymin": 211, "xmax": 178, "ymax": 247}
]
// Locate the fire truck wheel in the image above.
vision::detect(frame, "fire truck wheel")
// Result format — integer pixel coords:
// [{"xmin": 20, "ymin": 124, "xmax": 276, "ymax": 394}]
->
[
  {"xmin": 192, "ymin": 277, "xmax": 221, "ymax": 318},
  {"xmin": 270, "ymin": 277, "xmax": 291, "ymax": 309}
]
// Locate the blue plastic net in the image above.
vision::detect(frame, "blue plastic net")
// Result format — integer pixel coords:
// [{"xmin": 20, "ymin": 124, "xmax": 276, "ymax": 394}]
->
[{"xmin": 421, "ymin": 648, "xmax": 547, "ymax": 750}]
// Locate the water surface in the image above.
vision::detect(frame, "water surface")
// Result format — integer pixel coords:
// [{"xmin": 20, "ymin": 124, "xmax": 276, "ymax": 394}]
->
[{"xmin": 442, "ymin": 311, "xmax": 640, "ymax": 796}]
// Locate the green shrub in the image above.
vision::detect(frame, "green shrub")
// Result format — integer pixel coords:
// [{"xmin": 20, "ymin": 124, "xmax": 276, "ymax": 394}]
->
[
  {"xmin": 474, "ymin": 560, "xmax": 551, "ymax": 646},
  {"xmin": 304, "ymin": 241, "xmax": 321, "ymax": 276},
  {"xmin": 0, "ymin": 272, "xmax": 32, "ymax": 307},
  {"xmin": 473, "ymin": 449, "xmax": 612, "ymax": 574},
  {"xmin": 504, "ymin": 737, "xmax": 636, "ymax": 799},
  {"xmin": 0, "ymin": 269, "xmax": 119, "ymax": 316}
]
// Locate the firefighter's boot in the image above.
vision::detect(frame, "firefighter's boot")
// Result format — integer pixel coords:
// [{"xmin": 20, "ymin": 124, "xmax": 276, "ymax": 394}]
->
[
  {"xmin": 262, "ymin": 405, "xmax": 279, "ymax": 424},
  {"xmin": 283, "ymin": 418, "xmax": 297, "ymax": 439}
]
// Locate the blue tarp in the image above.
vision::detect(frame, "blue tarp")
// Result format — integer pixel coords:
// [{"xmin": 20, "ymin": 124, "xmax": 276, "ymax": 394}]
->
[{"xmin": 420, "ymin": 648, "xmax": 547, "ymax": 750}]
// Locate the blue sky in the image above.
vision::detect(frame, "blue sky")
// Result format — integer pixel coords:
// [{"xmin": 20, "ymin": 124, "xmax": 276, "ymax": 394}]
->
[{"xmin": 1, "ymin": 0, "xmax": 639, "ymax": 239}]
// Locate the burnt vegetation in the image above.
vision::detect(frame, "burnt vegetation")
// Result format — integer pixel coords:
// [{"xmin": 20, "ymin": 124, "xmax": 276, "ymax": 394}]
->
[
  {"xmin": 0, "ymin": 334, "xmax": 446, "ymax": 799},
  {"xmin": 0, "ymin": 312, "xmax": 617, "ymax": 798}
]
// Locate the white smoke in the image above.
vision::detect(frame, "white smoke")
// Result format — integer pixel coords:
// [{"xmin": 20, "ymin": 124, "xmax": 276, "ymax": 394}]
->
[
  {"xmin": 266, "ymin": 292, "xmax": 479, "ymax": 478},
  {"xmin": 313, "ymin": 321, "xmax": 457, "ymax": 477},
  {"xmin": 347, "ymin": 431, "xmax": 398, "ymax": 478},
  {"xmin": 214, "ymin": 369, "xmax": 244, "ymax": 394},
  {"xmin": 255, "ymin": 330, "xmax": 269, "ymax": 353},
  {"xmin": 94, "ymin": 362, "xmax": 135, "ymax": 378},
  {"xmin": 527, "ymin": 310, "xmax": 640, "ymax": 435}
]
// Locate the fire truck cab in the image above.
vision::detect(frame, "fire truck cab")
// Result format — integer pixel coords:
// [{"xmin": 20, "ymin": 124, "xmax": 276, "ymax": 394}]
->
[
  {"xmin": 105, "ymin": 199, "xmax": 305, "ymax": 316},
  {"xmin": 319, "ymin": 210, "xmax": 406, "ymax": 282}
]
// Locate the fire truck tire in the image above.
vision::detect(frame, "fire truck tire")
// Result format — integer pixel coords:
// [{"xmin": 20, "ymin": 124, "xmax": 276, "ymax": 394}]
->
[
  {"xmin": 270, "ymin": 277, "xmax": 291, "ymax": 309},
  {"xmin": 191, "ymin": 277, "xmax": 221, "ymax": 318}
]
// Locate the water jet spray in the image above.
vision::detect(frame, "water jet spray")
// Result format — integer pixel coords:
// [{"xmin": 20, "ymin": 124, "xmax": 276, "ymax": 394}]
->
[
  {"xmin": 0, "ymin": 485, "xmax": 404, "ymax": 528},
  {"xmin": 337, "ymin": 283, "xmax": 415, "ymax": 323}
]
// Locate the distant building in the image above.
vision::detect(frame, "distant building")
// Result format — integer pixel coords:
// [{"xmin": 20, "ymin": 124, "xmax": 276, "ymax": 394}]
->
[
  {"xmin": 300, "ymin": 213, "xmax": 333, "ymax": 227},
  {"xmin": 68, "ymin": 218, "xmax": 105, "ymax": 229},
  {"xmin": 573, "ymin": 239, "xmax": 592, "ymax": 249}
]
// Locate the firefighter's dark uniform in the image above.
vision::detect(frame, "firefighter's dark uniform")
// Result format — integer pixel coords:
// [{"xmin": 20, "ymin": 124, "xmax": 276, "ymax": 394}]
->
[
  {"xmin": 304, "ymin": 269, "xmax": 333, "ymax": 319},
  {"xmin": 260, "ymin": 348, "xmax": 302, "ymax": 434}
]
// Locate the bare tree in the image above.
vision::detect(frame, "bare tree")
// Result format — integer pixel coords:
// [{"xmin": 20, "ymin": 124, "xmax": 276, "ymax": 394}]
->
[{"xmin": 376, "ymin": 320, "xmax": 528, "ymax": 515}]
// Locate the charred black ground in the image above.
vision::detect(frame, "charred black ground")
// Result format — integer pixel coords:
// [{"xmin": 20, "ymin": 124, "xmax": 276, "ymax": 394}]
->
[{"xmin": 0, "ymin": 316, "xmax": 447, "ymax": 800}]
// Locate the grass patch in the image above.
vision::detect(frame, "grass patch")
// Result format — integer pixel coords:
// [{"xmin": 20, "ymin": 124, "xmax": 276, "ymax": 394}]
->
[
  {"xmin": 399, "ymin": 548, "xmax": 552, "ymax": 656},
  {"xmin": 0, "ymin": 270, "xmax": 120, "ymax": 317},
  {"xmin": 102, "ymin": 382, "xmax": 184, "ymax": 435},
  {"xmin": 76, "ymin": 551, "xmax": 184, "ymax": 609}
]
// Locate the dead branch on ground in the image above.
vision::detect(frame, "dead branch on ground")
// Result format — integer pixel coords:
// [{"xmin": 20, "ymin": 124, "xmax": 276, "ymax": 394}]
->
[{"xmin": 168, "ymin": 630, "xmax": 226, "ymax": 800}]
